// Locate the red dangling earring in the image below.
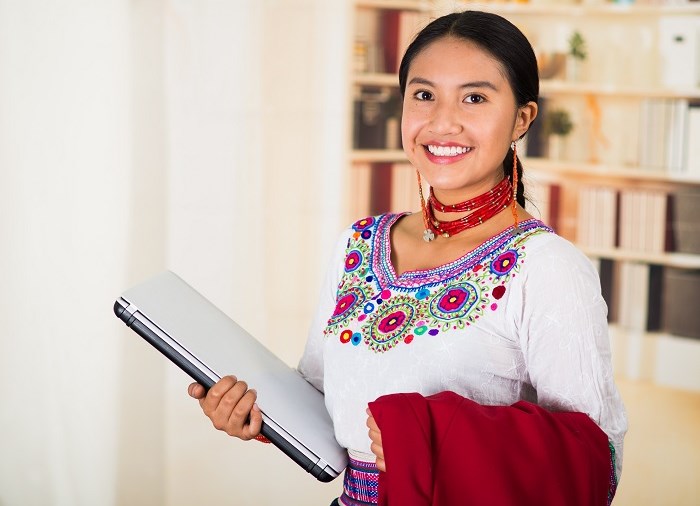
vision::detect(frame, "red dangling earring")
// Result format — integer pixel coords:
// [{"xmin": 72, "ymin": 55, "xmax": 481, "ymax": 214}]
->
[
  {"xmin": 417, "ymin": 170, "xmax": 435, "ymax": 242},
  {"xmin": 511, "ymin": 141, "xmax": 522, "ymax": 236}
]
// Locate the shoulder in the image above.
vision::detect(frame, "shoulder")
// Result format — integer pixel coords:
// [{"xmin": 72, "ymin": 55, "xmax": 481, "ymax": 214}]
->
[
  {"xmin": 519, "ymin": 228, "xmax": 596, "ymax": 275},
  {"xmin": 513, "ymin": 225, "xmax": 602, "ymax": 298}
]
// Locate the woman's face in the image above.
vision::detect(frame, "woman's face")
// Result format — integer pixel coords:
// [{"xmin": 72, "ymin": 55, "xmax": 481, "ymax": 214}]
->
[{"xmin": 402, "ymin": 37, "xmax": 536, "ymax": 202}]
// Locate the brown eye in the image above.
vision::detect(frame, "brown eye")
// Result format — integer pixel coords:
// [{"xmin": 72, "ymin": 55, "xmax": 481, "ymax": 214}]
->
[
  {"xmin": 464, "ymin": 94, "xmax": 485, "ymax": 104},
  {"xmin": 414, "ymin": 90, "xmax": 433, "ymax": 101}
]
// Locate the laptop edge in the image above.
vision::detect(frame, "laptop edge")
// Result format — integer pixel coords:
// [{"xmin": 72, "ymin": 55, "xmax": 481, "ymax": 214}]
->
[{"xmin": 114, "ymin": 297, "xmax": 341, "ymax": 482}]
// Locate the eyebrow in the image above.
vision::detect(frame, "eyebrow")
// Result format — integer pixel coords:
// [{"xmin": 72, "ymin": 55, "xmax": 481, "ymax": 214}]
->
[{"xmin": 407, "ymin": 77, "xmax": 499, "ymax": 91}]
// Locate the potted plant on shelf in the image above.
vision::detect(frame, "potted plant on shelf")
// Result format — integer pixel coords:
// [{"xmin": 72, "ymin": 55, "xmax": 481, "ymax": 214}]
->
[
  {"xmin": 567, "ymin": 30, "xmax": 587, "ymax": 82},
  {"xmin": 545, "ymin": 109, "xmax": 574, "ymax": 160}
]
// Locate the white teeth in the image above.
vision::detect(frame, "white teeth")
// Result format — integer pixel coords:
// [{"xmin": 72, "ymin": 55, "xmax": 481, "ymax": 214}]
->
[{"xmin": 427, "ymin": 145, "xmax": 470, "ymax": 156}]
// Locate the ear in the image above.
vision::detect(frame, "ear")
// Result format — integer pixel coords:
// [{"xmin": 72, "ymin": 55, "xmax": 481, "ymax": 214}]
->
[{"xmin": 512, "ymin": 101, "xmax": 538, "ymax": 141}]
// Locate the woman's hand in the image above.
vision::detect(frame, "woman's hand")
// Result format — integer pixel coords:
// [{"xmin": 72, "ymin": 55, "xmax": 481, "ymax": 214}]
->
[
  {"xmin": 366, "ymin": 407, "xmax": 386, "ymax": 472},
  {"xmin": 188, "ymin": 375, "xmax": 262, "ymax": 440}
]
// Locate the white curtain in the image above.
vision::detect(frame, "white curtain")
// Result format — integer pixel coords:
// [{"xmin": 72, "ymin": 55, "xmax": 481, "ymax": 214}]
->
[{"xmin": 0, "ymin": 0, "xmax": 349, "ymax": 504}]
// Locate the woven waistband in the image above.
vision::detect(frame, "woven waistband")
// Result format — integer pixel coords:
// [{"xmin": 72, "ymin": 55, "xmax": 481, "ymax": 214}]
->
[{"xmin": 340, "ymin": 455, "xmax": 379, "ymax": 505}]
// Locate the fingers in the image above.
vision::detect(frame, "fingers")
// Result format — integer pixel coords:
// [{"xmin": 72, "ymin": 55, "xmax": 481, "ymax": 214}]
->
[
  {"xmin": 188, "ymin": 382, "xmax": 206, "ymax": 399},
  {"xmin": 366, "ymin": 411, "xmax": 381, "ymax": 446},
  {"xmin": 370, "ymin": 441, "xmax": 384, "ymax": 462},
  {"xmin": 224, "ymin": 387, "xmax": 258, "ymax": 439},
  {"xmin": 366, "ymin": 408, "xmax": 386, "ymax": 472},
  {"xmin": 246, "ymin": 403, "xmax": 264, "ymax": 439},
  {"xmin": 192, "ymin": 375, "xmax": 260, "ymax": 439},
  {"xmin": 366, "ymin": 411, "xmax": 380, "ymax": 432},
  {"xmin": 375, "ymin": 457, "xmax": 386, "ymax": 473}
]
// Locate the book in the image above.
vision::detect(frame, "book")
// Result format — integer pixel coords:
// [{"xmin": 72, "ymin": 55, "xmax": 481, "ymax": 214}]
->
[
  {"xmin": 686, "ymin": 103, "xmax": 700, "ymax": 177},
  {"xmin": 669, "ymin": 188, "xmax": 700, "ymax": 255},
  {"xmin": 396, "ymin": 11, "xmax": 431, "ymax": 72},
  {"xmin": 618, "ymin": 189, "xmax": 668, "ymax": 253},
  {"xmin": 658, "ymin": 16, "xmax": 700, "ymax": 89},
  {"xmin": 353, "ymin": 86, "xmax": 402, "ymax": 150},
  {"xmin": 354, "ymin": 8, "xmax": 383, "ymax": 74},
  {"xmin": 662, "ymin": 267, "xmax": 700, "ymax": 339},
  {"xmin": 578, "ymin": 187, "xmax": 617, "ymax": 250},
  {"xmin": 348, "ymin": 163, "xmax": 372, "ymax": 221},
  {"xmin": 381, "ymin": 10, "xmax": 400, "ymax": 74},
  {"xmin": 666, "ymin": 99, "xmax": 689, "ymax": 174},
  {"xmin": 616, "ymin": 262, "xmax": 650, "ymax": 332},
  {"xmin": 370, "ymin": 162, "xmax": 392, "ymax": 215}
]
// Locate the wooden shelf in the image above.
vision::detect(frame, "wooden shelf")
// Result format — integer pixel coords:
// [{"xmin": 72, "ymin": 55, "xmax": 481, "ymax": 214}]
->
[
  {"xmin": 353, "ymin": 74, "xmax": 700, "ymax": 99},
  {"xmin": 584, "ymin": 247, "xmax": 700, "ymax": 270},
  {"xmin": 354, "ymin": 73, "xmax": 400, "ymax": 87},
  {"xmin": 540, "ymin": 80, "xmax": 700, "ymax": 100},
  {"xmin": 351, "ymin": 149, "xmax": 407, "ymax": 163},
  {"xmin": 457, "ymin": 1, "xmax": 700, "ymax": 17},
  {"xmin": 525, "ymin": 158, "xmax": 700, "ymax": 187},
  {"xmin": 356, "ymin": 0, "xmax": 432, "ymax": 11},
  {"xmin": 358, "ymin": 0, "xmax": 700, "ymax": 16}
]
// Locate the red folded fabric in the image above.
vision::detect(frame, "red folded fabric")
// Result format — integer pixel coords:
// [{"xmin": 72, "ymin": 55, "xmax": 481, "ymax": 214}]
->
[{"xmin": 368, "ymin": 391, "xmax": 611, "ymax": 506}]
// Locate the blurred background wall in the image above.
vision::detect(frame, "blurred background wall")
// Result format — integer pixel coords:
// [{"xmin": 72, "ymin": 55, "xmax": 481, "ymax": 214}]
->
[{"xmin": 0, "ymin": 0, "xmax": 347, "ymax": 504}]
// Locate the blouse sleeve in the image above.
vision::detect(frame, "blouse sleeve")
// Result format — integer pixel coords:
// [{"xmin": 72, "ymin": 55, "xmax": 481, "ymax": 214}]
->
[
  {"xmin": 296, "ymin": 227, "xmax": 354, "ymax": 393},
  {"xmin": 515, "ymin": 235, "xmax": 628, "ymax": 483}
]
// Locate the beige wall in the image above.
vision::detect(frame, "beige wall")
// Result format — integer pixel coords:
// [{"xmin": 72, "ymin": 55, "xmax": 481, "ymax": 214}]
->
[{"xmin": 0, "ymin": 0, "xmax": 348, "ymax": 504}]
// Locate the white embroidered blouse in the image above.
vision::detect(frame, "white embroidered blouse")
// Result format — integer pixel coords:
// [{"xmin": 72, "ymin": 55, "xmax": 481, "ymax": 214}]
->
[{"xmin": 298, "ymin": 213, "xmax": 627, "ymax": 479}]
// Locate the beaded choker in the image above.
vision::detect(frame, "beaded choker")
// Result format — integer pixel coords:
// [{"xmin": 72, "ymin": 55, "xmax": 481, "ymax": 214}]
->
[{"xmin": 419, "ymin": 176, "xmax": 513, "ymax": 241}]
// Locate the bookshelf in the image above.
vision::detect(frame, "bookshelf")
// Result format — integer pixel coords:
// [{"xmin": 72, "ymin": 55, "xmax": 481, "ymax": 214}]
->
[{"xmin": 348, "ymin": 0, "xmax": 700, "ymax": 390}]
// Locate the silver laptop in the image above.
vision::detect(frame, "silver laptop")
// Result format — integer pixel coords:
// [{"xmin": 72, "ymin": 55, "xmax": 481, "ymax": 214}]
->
[{"xmin": 114, "ymin": 270, "xmax": 346, "ymax": 482}]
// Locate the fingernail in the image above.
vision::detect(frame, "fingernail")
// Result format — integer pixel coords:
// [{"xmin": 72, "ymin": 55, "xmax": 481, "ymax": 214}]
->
[{"xmin": 252, "ymin": 403, "xmax": 260, "ymax": 412}]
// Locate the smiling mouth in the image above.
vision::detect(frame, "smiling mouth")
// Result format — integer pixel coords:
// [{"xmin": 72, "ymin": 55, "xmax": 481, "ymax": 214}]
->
[{"xmin": 425, "ymin": 145, "xmax": 472, "ymax": 157}]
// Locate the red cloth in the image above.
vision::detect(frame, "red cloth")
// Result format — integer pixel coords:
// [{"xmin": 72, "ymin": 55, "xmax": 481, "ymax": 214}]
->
[{"xmin": 368, "ymin": 391, "xmax": 611, "ymax": 506}]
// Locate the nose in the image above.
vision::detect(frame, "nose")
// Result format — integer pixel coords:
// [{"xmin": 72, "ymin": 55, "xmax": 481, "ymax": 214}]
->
[{"xmin": 428, "ymin": 99, "xmax": 462, "ymax": 136}]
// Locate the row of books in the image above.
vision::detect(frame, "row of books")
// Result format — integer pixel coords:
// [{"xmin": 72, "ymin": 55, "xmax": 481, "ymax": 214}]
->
[
  {"xmin": 349, "ymin": 168, "xmax": 700, "ymax": 256},
  {"xmin": 512, "ymin": 0, "xmax": 698, "ymax": 4},
  {"xmin": 639, "ymin": 99, "xmax": 700, "ymax": 176},
  {"xmin": 606, "ymin": 261, "xmax": 700, "ymax": 339},
  {"xmin": 348, "ymin": 163, "xmax": 422, "ymax": 220},
  {"xmin": 521, "ymin": 97, "xmax": 700, "ymax": 176},
  {"xmin": 354, "ymin": 8, "xmax": 429, "ymax": 75},
  {"xmin": 346, "ymin": 164, "xmax": 700, "ymax": 339},
  {"xmin": 352, "ymin": 86, "xmax": 402, "ymax": 150},
  {"xmin": 529, "ymin": 182, "xmax": 700, "ymax": 255}
]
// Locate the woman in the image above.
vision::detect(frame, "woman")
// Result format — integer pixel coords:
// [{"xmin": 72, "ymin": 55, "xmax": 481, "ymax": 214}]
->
[{"xmin": 189, "ymin": 10, "xmax": 627, "ymax": 505}]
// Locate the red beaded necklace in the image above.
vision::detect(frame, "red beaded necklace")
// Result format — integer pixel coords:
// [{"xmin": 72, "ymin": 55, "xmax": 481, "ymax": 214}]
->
[{"xmin": 423, "ymin": 176, "xmax": 513, "ymax": 240}]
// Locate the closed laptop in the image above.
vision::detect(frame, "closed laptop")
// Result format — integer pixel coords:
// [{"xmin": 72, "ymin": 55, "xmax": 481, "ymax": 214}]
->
[{"xmin": 114, "ymin": 270, "xmax": 347, "ymax": 482}]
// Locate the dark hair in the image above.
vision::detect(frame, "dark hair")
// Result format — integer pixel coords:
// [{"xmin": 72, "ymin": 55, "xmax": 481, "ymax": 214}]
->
[{"xmin": 398, "ymin": 11, "xmax": 539, "ymax": 207}]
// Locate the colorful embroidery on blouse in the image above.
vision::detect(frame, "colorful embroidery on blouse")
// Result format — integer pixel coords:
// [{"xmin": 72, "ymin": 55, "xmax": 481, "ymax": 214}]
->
[
  {"xmin": 608, "ymin": 440, "xmax": 618, "ymax": 506},
  {"xmin": 324, "ymin": 213, "xmax": 552, "ymax": 353},
  {"xmin": 341, "ymin": 456, "xmax": 379, "ymax": 505}
]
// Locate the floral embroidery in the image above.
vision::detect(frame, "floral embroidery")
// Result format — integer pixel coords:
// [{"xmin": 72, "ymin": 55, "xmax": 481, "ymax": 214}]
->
[
  {"xmin": 352, "ymin": 217, "xmax": 375, "ymax": 231},
  {"xmin": 324, "ymin": 214, "xmax": 552, "ymax": 353},
  {"xmin": 327, "ymin": 285, "xmax": 369, "ymax": 333},
  {"xmin": 492, "ymin": 285, "xmax": 506, "ymax": 300},
  {"xmin": 427, "ymin": 281, "xmax": 486, "ymax": 330},
  {"xmin": 366, "ymin": 295, "xmax": 421, "ymax": 352},
  {"xmin": 345, "ymin": 249, "xmax": 363, "ymax": 273},
  {"xmin": 340, "ymin": 329, "xmax": 352, "ymax": 344},
  {"xmin": 490, "ymin": 249, "xmax": 519, "ymax": 276}
]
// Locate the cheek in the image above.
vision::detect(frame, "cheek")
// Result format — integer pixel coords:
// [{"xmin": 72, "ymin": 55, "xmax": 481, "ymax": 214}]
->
[{"xmin": 400, "ymin": 107, "xmax": 424, "ymax": 145}]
